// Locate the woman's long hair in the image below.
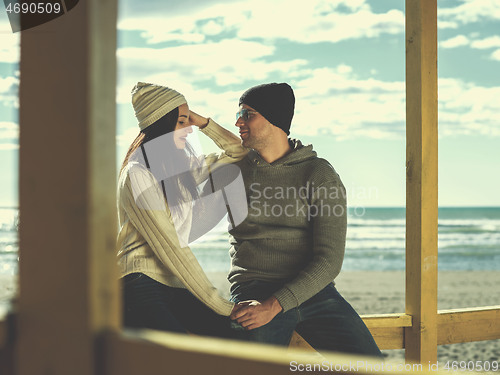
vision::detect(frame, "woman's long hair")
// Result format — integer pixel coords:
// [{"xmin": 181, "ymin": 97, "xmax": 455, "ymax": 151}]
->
[{"xmin": 120, "ymin": 107, "xmax": 199, "ymax": 214}]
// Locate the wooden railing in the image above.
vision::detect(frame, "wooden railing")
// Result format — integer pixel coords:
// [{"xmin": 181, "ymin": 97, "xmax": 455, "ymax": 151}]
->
[
  {"xmin": 290, "ymin": 307, "xmax": 500, "ymax": 350},
  {"xmin": 2, "ymin": 306, "xmax": 499, "ymax": 353}
]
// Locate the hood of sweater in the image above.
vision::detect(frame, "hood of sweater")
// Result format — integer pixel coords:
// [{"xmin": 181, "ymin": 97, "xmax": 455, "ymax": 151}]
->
[{"xmin": 247, "ymin": 138, "xmax": 317, "ymax": 167}]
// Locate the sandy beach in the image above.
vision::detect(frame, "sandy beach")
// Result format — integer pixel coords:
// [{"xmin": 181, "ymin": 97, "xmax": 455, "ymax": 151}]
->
[{"xmin": 1, "ymin": 271, "xmax": 499, "ymax": 365}]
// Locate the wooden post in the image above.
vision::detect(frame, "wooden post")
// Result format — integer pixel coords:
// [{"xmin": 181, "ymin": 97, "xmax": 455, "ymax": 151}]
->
[
  {"xmin": 405, "ymin": 0, "xmax": 438, "ymax": 364},
  {"xmin": 17, "ymin": 0, "xmax": 118, "ymax": 374}
]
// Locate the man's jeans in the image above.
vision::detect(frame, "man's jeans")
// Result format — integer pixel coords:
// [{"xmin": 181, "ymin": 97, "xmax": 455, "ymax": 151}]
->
[
  {"xmin": 231, "ymin": 280, "xmax": 383, "ymax": 358},
  {"xmin": 122, "ymin": 273, "xmax": 234, "ymax": 339}
]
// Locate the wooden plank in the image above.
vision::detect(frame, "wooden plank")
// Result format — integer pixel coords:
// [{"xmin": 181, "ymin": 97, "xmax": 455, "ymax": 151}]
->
[
  {"xmin": 290, "ymin": 315, "xmax": 412, "ymax": 351},
  {"xmin": 104, "ymin": 330, "xmax": 448, "ymax": 375},
  {"xmin": 291, "ymin": 308, "xmax": 500, "ymax": 350},
  {"xmin": 364, "ymin": 314, "xmax": 411, "ymax": 350},
  {"xmin": 438, "ymin": 307, "xmax": 500, "ymax": 345},
  {"xmin": 88, "ymin": 0, "xmax": 121, "ymax": 335},
  {"xmin": 105, "ymin": 331, "xmax": 301, "ymax": 375},
  {"xmin": 404, "ymin": 0, "xmax": 439, "ymax": 364},
  {"xmin": 370, "ymin": 327, "xmax": 405, "ymax": 350},
  {"xmin": 363, "ymin": 314, "xmax": 412, "ymax": 328},
  {"xmin": 17, "ymin": 0, "xmax": 118, "ymax": 374},
  {"xmin": 103, "ymin": 331, "xmax": 461, "ymax": 375}
]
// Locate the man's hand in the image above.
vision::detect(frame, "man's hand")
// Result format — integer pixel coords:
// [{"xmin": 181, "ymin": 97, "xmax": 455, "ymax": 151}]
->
[{"xmin": 230, "ymin": 296, "xmax": 283, "ymax": 330}]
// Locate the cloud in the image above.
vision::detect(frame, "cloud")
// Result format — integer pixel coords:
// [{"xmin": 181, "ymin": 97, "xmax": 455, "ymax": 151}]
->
[
  {"xmin": 0, "ymin": 121, "xmax": 18, "ymax": 150},
  {"xmin": 492, "ymin": 49, "xmax": 500, "ymax": 61},
  {"xmin": 0, "ymin": 31, "xmax": 19, "ymax": 63},
  {"xmin": 438, "ymin": 34, "xmax": 500, "ymax": 61},
  {"xmin": 0, "ymin": 13, "xmax": 19, "ymax": 62},
  {"xmin": 118, "ymin": 1, "xmax": 246, "ymax": 44},
  {"xmin": 440, "ymin": 35, "xmax": 470, "ymax": 49},
  {"xmin": 118, "ymin": 0, "xmax": 500, "ymax": 52},
  {"xmin": 0, "ymin": 121, "xmax": 17, "ymax": 137},
  {"xmin": 119, "ymin": 0, "xmax": 404, "ymax": 45},
  {"xmin": 234, "ymin": 1, "xmax": 404, "ymax": 44},
  {"xmin": 116, "ymin": 39, "xmax": 307, "ymax": 103},
  {"xmin": 439, "ymin": 34, "xmax": 500, "ymax": 51},
  {"xmin": 116, "ymin": 38, "xmax": 500, "ymax": 141},
  {"xmin": 298, "ymin": 74, "xmax": 500, "ymax": 140},
  {"xmin": 290, "ymin": 66, "xmax": 405, "ymax": 139},
  {"xmin": 115, "ymin": 37, "xmax": 409, "ymax": 141},
  {"xmin": 470, "ymin": 35, "xmax": 500, "ymax": 49},
  {"xmin": 269, "ymin": 72, "xmax": 498, "ymax": 140},
  {"xmin": 0, "ymin": 144, "xmax": 18, "ymax": 150},
  {"xmin": 437, "ymin": 21, "xmax": 459, "ymax": 30},
  {"xmin": 439, "ymin": 78, "xmax": 500, "ymax": 137},
  {"xmin": 0, "ymin": 76, "xmax": 19, "ymax": 107},
  {"xmin": 119, "ymin": 0, "xmax": 238, "ymax": 19},
  {"xmin": 438, "ymin": 0, "xmax": 500, "ymax": 25}
]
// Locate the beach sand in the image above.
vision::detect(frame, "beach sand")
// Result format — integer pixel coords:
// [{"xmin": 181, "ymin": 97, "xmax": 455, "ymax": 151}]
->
[{"xmin": 1, "ymin": 271, "xmax": 499, "ymax": 365}]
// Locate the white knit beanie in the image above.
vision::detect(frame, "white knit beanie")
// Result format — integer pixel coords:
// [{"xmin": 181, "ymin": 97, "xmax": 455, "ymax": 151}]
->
[{"xmin": 131, "ymin": 82, "xmax": 187, "ymax": 130}]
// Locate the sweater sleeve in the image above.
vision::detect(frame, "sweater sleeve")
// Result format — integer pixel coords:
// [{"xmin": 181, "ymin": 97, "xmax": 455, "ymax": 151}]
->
[
  {"xmin": 273, "ymin": 167, "xmax": 347, "ymax": 312},
  {"xmin": 121, "ymin": 164, "xmax": 234, "ymax": 316},
  {"xmin": 192, "ymin": 118, "xmax": 248, "ymax": 183}
]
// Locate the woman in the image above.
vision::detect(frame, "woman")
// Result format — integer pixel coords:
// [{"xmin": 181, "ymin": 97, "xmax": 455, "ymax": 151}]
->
[{"xmin": 117, "ymin": 82, "xmax": 247, "ymax": 337}]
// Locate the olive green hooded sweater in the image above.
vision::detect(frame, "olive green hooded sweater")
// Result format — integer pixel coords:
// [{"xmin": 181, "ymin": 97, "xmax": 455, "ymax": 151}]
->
[{"xmin": 228, "ymin": 140, "xmax": 347, "ymax": 312}]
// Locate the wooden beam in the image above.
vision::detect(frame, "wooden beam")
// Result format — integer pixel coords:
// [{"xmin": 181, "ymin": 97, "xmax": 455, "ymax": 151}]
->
[
  {"xmin": 8, "ymin": 304, "xmax": 497, "ymax": 368},
  {"xmin": 363, "ymin": 313, "xmax": 412, "ymax": 329},
  {"xmin": 88, "ymin": 0, "xmax": 121, "ymax": 335},
  {"xmin": 438, "ymin": 306, "xmax": 500, "ymax": 345},
  {"xmin": 291, "ymin": 307, "xmax": 500, "ymax": 351},
  {"xmin": 290, "ymin": 314, "xmax": 413, "ymax": 351},
  {"xmin": 105, "ymin": 330, "xmax": 448, "ymax": 375},
  {"xmin": 364, "ymin": 314, "xmax": 412, "ymax": 350},
  {"xmin": 17, "ymin": 0, "xmax": 118, "ymax": 374},
  {"xmin": 370, "ymin": 327, "xmax": 405, "ymax": 350},
  {"xmin": 105, "ymin": 331, "xmax": 301, "ymax": 375},
  {"xmin": 405, "ymin": 0, "xmax": 439, "ymax": 364}
]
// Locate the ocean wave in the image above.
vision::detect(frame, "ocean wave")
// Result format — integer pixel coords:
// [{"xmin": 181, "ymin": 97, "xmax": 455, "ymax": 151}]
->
[{"xmin": 2, "ymin": 207, "xmax": 500, "ymax": 272}]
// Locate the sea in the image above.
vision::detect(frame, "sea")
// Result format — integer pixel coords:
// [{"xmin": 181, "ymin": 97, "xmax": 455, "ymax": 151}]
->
[{"xmin": 0, "ymin": 207, "xmax": 499, "ymax": 277}]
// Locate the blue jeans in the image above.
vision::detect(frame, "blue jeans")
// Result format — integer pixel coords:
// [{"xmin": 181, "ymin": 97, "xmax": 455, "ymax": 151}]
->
[
  {"xmin": 230, "ymin": 280, "xmax": 383, "ymax": 358},
  {"xmin": 122, "ymin": 273, "xmax": 235, "ymax": 339}
]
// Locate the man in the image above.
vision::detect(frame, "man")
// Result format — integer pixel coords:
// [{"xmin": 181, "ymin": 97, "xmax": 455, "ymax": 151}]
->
[{"xmin": 228, "ymin": 83, "xmax": 382, "ymax": 357}]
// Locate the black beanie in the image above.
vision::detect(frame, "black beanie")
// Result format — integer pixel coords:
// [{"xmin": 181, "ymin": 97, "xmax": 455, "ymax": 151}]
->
[{"xmin": 239, "ymin": 83, "xmax": 295, "ymax": 135}]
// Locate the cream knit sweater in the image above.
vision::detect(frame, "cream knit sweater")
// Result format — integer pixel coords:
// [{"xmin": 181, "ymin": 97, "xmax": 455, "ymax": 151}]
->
[{"xmin": 117, "ymin": 119, "xmax": 248, "ymax": 316}]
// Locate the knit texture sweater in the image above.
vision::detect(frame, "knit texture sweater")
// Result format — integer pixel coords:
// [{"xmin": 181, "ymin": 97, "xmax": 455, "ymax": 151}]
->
[
  {"xmin": 116, "ymin": 119, "xmax": 248, "ymax": 316},
  {"xmin": 228, "ymin": 140, "xmax": 347, "ymax": 312}
]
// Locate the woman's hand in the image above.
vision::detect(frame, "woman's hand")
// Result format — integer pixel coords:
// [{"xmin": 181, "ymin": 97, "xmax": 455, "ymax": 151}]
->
[{"xmin": 189, "ymin": 110, "xmax": 209, "ymax": 129}]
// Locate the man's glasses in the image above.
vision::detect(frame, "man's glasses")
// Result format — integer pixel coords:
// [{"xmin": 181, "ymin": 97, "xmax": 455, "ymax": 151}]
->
[{"xmin": 236, "ymin": 108, "xmax": 258, "ymax": 122}]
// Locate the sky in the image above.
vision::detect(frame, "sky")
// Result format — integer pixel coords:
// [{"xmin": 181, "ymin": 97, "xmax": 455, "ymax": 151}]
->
[{"xmin": 0, "ymin": 0, "xmax": 499, "ymax": 207}]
